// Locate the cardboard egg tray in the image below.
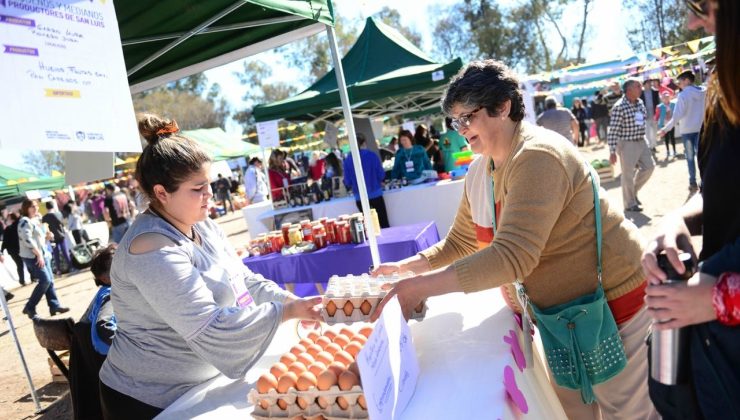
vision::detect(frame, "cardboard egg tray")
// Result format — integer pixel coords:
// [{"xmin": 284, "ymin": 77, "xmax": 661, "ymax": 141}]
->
[
  {"xmin": 320, "ymin": 274, "xmax": 426, "ymax": 325},
  {"xmin": 248, "ymin": 385, "xmax": 368, "ymax": 419}
]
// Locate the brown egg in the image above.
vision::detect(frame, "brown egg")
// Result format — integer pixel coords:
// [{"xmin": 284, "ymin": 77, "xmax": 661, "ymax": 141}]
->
[
  {"xmin": 323, "ymin": 329, "xmax": 337, "ymax": 340},
  {"xmin": 347, "ymin": 361, "xmax": 360, "ymax": 377},
  {"xmin": 344, "ymin": 342, "xmax": 363, "ymax": 359},
  {"xmin": 339, "ymin": 327, "xmax": 355, "ymax": 339},
  {"xmin": 296, "ymin": 396, "xmax": 312, "ymax": 410},
  {"xmin": 343, "ymin": 300, "xmax": 354, "ymax": 316},
  {"xmin": 307, "ymin": 331, "xmax": 320, "ymax": 343},
  {"xmin": 280, "ymin": 353, "xmax": 297, "ymax": 365},
  {"xmin": 325, "ymin": 300, "xmax": 337, "ymax": 317},
  {"xmin": 256, "ymin": 373, "xmax": 278, "ymax": 393},
  {"xmin": 306, "ymin": 343, "xmax": 323, "ymax": 357},
  {"xmin": 337, "ymin": 396, "xmax": 350, "ymax": 410},
  {"xmin": 315, "ymin": 336, "xmax": 332, "ymax": 349},
  {"xmin": 358, "ymin": 326, "xmax": 373, "ymax": 338},
  {"xmin": 351, "ymin": 334, "xmax": 367, "ymax": 345},
  {"xmin": 358, "ymin": 394, "xmax": 367, "ymax": 409},
  {"xmin": 307, "ymin": 361, "xmax": 327, "ymax": 376},
  {"xmin": 327, "ymin": 362, "xmax": 345, "ymax": 377},
  {"xmin": 276, "ymin": 398, "xmax": 288, "ymax": 410},
  {"xmin": 276, "ymin": 371, "xmax": 298, "ymax": 393},
  {"xmin": 338, "ymin": 370, "xmax": 359, "ymax": 390},
  {"xmin": 269, "ymin": 362, "xmax": 289, "ymax": 379},
  {"xmin": 334, "ymin": 350, "xmax": 354, "ymax": 367},
  {"xmin": 332, "ymin": 334, "xmax": 350, "ymax": 348},
  {"xmin": 317, "ymin": 395, "xmax": 334, "ymax": 409},
  {"xmin": 414, "ymin": 301, "xmax": 424, "ymax": 313},
  {"xmin": 360, "ymin": 300, "xmax": 373, "ymax": 315},
  {"xmin": 290, "ymin": 343, "xmax": 307, "ymax": 356},
  {"xmin": 296, "ymin": 352, "xmax": 314, "ymax": 367},
  {"xmin": 296, "ymin": 371, "xmax": 317, "ymax": 391},
  {"xmin": 292, "ymin": 415, "xmax": 307, "ymax": 420},
  {"xmin": 324, "ymin": 342, "xmax": 343, "ymax": 356},
  {"xmin": 258, "ymin": 399, "xmax": 270, "ymax": 410},
  {"xmin": 316, "ymin": 369, "xmax": 337, "ymax": 391},
  {"xmin": 288, "ymin": 361, "xmax": 307, "ymax": 376},
  {"xmin": 315, "ymin": 351, "xmax": 333, "ymax": 366},
  {"xmin": 299, "ymin": 338, "xmax": 313, "ymax": 349}
]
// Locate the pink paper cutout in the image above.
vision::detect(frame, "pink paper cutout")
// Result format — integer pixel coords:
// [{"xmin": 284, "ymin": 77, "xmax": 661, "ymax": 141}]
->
[
  {"xmin": 503, "ymin": 329, "xmax": 526, "ymax": 371},
  {"xmin": 504, "ymin": 365, "xmax": 529, "ymax": 414}
]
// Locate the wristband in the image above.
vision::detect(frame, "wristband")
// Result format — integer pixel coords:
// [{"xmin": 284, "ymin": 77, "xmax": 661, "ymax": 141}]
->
[{"xmin": 712, "ymin": 272, "xmax": 740, "ymax": 326}]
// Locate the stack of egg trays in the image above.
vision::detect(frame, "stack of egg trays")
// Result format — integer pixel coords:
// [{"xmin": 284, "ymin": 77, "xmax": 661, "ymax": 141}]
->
[
  {"xmin": 320, "ymin": 274, "xmax": 426, "ymax": 325},
  {"xmin": 248, "ymin": 385, "xmax": 368, "ymax": 419}
]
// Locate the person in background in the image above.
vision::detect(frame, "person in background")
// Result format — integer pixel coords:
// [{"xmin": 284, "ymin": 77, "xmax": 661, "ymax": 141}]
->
[
  {"xmin": 280, "ymin": 150, "xmax": 301, "ymax": 178},
  {"xmin": 91, "ymin": 192, "xmax": 105, "ymax": 223},
  {"xmin": 387, "ymin": 137, "xmax": 399, "ymax": 152},
  {"xmin": 308, "ymin": 150, "xmax": 326, "ymax": 181},
  {"xmin": 429, "ymin": 139, "xmax": 445, "ymax": 173},
  {"xmin": 343, "ymin": 133, "xmax": 390, "ymax": 228},
  {"xmin": 642, "ymin": 1, "xmax": 740, "ymax": 418},
  {"xmin": 42, "ymin": 201, "xmax": 73, "ymax": 275},
  {"xmin": 658, "ymin": 70, "xmax": 707, "ymax": 191},
  {"xmin": 85, "ymin": 243, "xmax": 118, "ymax": 356},
  {"xmin": 1, "ymin": 212, "xmax": 28, "ymax": 285},
  {"xmin": 391, "ymin": 129, "xmax": 432, "ymax": 181},
  {"xmin": 439, "ymin": 118, "xmax": 470, "ymax": 173},
  {"xmin": 641, "ymin": 79, "xmax": 661, "ymax": 155},
  {"xmin": 413, "ymin": 124, "xmax": 432, "ymax": 152},
  {"xmin": 214, "ymin": 174, "xmax": 234, "ymax": 214},
  {"xmin": 267, "ymin": 150, "xmax": 290, "ymax": 202},
  {"xmin": 591, "ymin": 90, "xmax": 610, "ymax": 143},
  {"xmin": 536, "ymin": 96, "xmax": 579, "ymax": 145},
  {"xmin": 17, "ymin": 199, "xmax": 69, "ymax": 318},
  {"xmin": 608, "ymin": 78, "xmax": 656, "ymax": 212},
  {"xmin": 64, "ymin": 201, "xmax": 89, "ymax": 245},
  {"xmin": 571, "ymin": 98, "xmax": 590, "ymax": 147},
  {"xmin": 104, "ymin": 185, "xmax": 132, "ymax": 243},
  {"xmin": 654, "ymin": 87, "xmax": 677, "ymax": 158},
  {"xmin": 243, "ymin": 157, "xmax": 269, "ymax": 205},
  {"xmin": 98, "ymin": 114, "xmax": 321, "ymax": 419},
  {"xmin": 605, "ymin": 81, "xmax": 624, "ymax": 113},
  {"xmin": 373, "ymin": 59, "xmax": 655, "ymax": 419},
  {"xmin": 323, "ymin": 151, "xmax": 343, "ymax": 192}
]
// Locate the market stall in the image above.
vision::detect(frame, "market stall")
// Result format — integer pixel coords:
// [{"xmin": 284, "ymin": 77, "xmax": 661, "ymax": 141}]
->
[
  {"xmin": 243, "ymin": 221, "xmax": 440, "ymax": 296},
  {"xmin": 156, "ymin": 288, "xmax": 566, "ymax": 419},
  {"xmin": 243, "ymin": 178, "xmax": 465, "ymax": 237}
]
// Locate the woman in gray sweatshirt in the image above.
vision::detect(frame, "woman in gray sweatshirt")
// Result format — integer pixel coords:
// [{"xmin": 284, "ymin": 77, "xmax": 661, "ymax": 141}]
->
[{"xmin": 98, "ymin": 114, "xmax": 322, "ymax": 419}]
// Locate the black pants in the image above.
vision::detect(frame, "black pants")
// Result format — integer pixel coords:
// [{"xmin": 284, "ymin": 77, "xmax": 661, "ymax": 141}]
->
[
  {"xmin": 9, "ymin": 252, "xmax": 25, "ymax": 284},
  {"xmin": 664, "ymin": 129, "xmax": 676, "ymax": 153},
  {"xmin": 100, "ymin": 381, "xmax": 162, "ymax": 420},
  {"xmin": 72, "ymin": 229, "xmax": 90, "ymax": 245},
  {"xmin": 355, "ymin": 196, "xmax": 390, "ymax": 229}
]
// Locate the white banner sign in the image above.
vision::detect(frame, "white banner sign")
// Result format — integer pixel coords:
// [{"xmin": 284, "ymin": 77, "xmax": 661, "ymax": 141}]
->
[
  {"xmin": 256, "ymin": 120, "xmax": 280, "ymax": 148},
  {"xmin": 0, "ymin": 0, "xmax": 140, "ymax": 152},
  {"xmin": 324, "ymin": 122, "xmax": 338, "ymax": 147}
]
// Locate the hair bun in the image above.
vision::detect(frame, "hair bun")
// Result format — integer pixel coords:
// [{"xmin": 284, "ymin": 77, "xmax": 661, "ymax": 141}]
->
[{"xmin": 137, "ymin": 113, "xmax": 180, "ymax": 145}]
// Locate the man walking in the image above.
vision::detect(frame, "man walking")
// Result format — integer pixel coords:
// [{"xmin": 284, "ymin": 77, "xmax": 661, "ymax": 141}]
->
[
  {"xmin": 608, "ymin": 78, "xmax": 656, "ymax": 212},
  {"xmin": 641, "ymin": 79, "xmax": 660, "ymax": 154},
  {"xmin": 591, "ymin": 91, "xmax": 610, "ymax": 143},
  {"xmin": 42, "ymin": 201, "xmax": 73, "ymax": 275},
  {"xmin": 244, "ymin": 157, "xmax": 269, "ymax": 204},
  {"xmin": 536, "ymin": 96, "xmax": 580, "ymax": 145},
  {"xmin": 658, "ymin": 70, "xmax": 706, "ymax": 191},
  {"xmin": 1, "ymin": 213, "xmax": 27, "ymax": 285},
  {"xmin": 215, "ymin": 174, "xmax": 234, "ymax": 213}
]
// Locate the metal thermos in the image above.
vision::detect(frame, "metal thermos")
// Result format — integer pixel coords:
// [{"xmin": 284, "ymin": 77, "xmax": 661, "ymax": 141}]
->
[
  {"xmin": 349, "ymin": 215, "xmax": 366, "ymax": 244},
  {"xmin": 650, "ymin": 252, "xmax": 695, "ymax": 385}
]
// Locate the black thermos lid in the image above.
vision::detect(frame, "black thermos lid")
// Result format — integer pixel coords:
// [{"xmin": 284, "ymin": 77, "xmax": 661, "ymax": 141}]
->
[{"xmin": 657, "ymin": 252, "xmax": 695, "ymax": 280}]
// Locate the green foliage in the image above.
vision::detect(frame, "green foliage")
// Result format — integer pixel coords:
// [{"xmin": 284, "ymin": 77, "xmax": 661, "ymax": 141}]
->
[
  {"xmin": 232, "ymin": 61, "xmax": 299, "ymax": 131},
  {"xmin": 625, "ymin": 0, "xmax": 705, "ymax": 51},
  {"xmin": 22, "ymin": 151, "xmax": 65, "ymax": 176}
]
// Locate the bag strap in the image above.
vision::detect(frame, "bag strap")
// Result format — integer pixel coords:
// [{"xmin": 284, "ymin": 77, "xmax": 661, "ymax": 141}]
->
[{"xmin": 489, "ymin": 160, "xmax": 603, "ymax": 286}]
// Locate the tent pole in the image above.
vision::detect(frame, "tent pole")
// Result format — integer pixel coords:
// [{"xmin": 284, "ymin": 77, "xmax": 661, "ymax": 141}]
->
[
  {"xmin": 325, "ymin": 24, "xmax": 380, "ymax": 268},
  {"xmin": 0, "ymin": 283, "xmax": 42, "ymax": 413}
]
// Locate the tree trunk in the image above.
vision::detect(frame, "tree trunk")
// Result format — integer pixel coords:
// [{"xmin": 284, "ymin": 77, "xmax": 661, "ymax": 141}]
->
[{"xmin": 576, "ymin": 0, "xmax": 593, "ymax": 63}]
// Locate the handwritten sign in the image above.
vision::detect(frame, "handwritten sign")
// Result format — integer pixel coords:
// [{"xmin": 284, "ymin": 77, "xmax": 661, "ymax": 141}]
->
[
  {"xmin": 0, "ymin": 0, "xmax": 140, "ymax": 152},
  {"xmin": 357, "ymin": 296, "xmax": 419, "ymax": 420},
  {"xmin": 256, "ymin": 120, "xmax": 280, "ymax": 148}
]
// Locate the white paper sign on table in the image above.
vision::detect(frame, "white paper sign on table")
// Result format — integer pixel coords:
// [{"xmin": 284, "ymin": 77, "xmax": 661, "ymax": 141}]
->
[
  {"xmin": 356, "ymin": 296, "xmax": 419, "ymax": 420},
  {"xmin": 256, "ymin": 120, "xmax": 280, "ymax": 148},
  {"xmin": 0, "ymin": 0, "xmax": 140, "ymax": 152}
]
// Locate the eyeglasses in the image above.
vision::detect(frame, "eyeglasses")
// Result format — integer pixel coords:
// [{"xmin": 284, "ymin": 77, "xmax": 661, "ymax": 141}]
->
[{"xmin": 450, "ymin": 107, "xmax": 482, "ymax": 132}]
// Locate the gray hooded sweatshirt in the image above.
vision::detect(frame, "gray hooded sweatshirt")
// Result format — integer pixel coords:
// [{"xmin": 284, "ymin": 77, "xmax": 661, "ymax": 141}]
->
[{"xmin": 661, "ymin": 84, "xmax": 706, "ymax": 135}]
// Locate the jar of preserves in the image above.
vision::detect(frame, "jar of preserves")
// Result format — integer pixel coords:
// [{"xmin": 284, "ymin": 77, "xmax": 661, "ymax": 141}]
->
[
  {"xmin": 300, "ymin": 219, "xmax": 313, "ymax": 242},
  {"xmin": 312, "ymin": 224, "xmax": 327, "ymax": 249},
  {"xmin": 281, "ymin": 223, "xmax": 291, "ymax": 246},
  {"xmin": 337, "ymin": 221, "xmax": 351, "ymax": 244},
  {"xmin": 288, "ymin": 227, "xmax": 303, "ymax": 246},
  {"xmin": 325, "ymin": 218, "xmax": 336, "ymax": 243}
]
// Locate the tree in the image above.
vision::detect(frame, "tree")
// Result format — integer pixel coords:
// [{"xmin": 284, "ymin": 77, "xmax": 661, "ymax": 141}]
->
[
  {"xmin": 22, "ymin": 151, "xmax": 65, "ymax": 176},
  {"xmin": 375, "ymin": 7, "xmax": 423, "ymax": 48},
  {"xmin": 625, "ymin": 0, "xmax": 705, "ymax": 52},
  {"xmin": 232, "ymin": 60, "xmax": 299, "ymax": 131}
]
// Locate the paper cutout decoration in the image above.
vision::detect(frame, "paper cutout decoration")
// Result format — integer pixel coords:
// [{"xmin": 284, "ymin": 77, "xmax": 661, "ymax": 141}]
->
[
  {"xmin": 503, "ymin": 330, "xmax": 526, "ymax": 371},
  {"xmin": 504, "ymin": 365, "xmax": 529, "ymax": 414}
]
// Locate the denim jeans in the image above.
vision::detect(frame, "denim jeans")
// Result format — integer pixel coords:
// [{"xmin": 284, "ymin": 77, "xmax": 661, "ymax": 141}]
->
[
  {"xmin": 22, "ymin": 256, "xmax": 61, "ymax": 313},
  {"xmin": 51, "ymin": 238, "xmax": 72, "ymax": 273},
  {"xmin": 682, "ymin": 132, "xmax": 700, "ymax": 186},
  {"xmin": 110, "ymin": 221, "xmax": 130, "ymax": 244}
]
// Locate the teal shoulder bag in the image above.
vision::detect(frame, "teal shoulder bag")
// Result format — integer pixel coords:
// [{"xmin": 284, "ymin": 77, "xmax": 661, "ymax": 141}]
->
[{"xmin": 490, "ymin": 161, "xmax": 627, "ymax": 404}]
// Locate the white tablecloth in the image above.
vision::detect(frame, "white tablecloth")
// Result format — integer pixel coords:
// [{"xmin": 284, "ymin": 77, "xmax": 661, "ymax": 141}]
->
[
  {"xmin": 243, "ymin": 179, "xmax": 465, "ymax": 238},
  {"xmin": 157, "ymin": 289, "xmax": 565, "ymax": 419}
]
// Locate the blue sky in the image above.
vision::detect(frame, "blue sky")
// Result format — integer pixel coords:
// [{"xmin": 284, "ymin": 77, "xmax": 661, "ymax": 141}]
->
[{"xmin": 0, "ymin": 0, "xmax": 632, "ymax": 170}]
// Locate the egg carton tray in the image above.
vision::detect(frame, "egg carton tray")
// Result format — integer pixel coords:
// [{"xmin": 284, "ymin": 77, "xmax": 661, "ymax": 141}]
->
[
  {"xmin": 248, "ymin": 385, "xmax": 368, "ymax": 419},
  {"xmin": 321, "ymin": 274, "xmax": 426, "ymax": 324}
]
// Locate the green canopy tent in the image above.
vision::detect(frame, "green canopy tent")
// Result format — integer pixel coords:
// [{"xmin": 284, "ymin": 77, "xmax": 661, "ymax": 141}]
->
[
  {"xmin": 182, "ymin": 127, "xmax": 261, "ymax": 161},
  {"xmin": 0, "ymin": 176, "xmax": 67, "ymax": 202},
  {"xmin": 253, "ymin": 17, "xmax": 463, "ymax": 123},
  {"xmin": 0, "ymin": 164, "xmax": 39, "ymax": 185},
  {"xmin": 120, "ymin": 0, "xmax": 335, "ymax": 93}
]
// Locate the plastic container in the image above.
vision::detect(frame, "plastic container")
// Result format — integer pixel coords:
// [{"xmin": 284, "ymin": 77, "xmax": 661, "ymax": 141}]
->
[{"xmin": 248, "ymin": 383, "xmax": 367, "ymax": 420}]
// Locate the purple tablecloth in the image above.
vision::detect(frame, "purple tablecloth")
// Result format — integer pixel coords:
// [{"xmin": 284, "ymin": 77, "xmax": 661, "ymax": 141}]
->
[{"xmin": 243, "ymin": 222, "xmax": 440, "ymax": 296}]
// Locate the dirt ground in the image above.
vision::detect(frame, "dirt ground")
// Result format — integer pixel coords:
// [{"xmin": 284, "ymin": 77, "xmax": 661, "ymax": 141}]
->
[{"xmin": 0, "ymin": 139, "xmax": 698, "ymax": 419}]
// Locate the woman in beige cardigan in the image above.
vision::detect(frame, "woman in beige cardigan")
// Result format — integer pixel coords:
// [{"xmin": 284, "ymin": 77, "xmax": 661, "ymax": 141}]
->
[{"xmin": 371, "ymin": 60, "xmax": 655, "ymax": 420}]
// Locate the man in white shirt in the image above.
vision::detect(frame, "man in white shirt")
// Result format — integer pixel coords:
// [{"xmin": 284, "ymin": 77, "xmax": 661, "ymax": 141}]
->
[{"xmin": 244, "ymin": 157, "xmax": 269, "ymax": 204}]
